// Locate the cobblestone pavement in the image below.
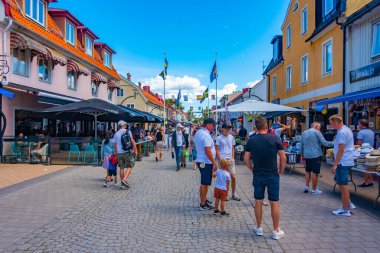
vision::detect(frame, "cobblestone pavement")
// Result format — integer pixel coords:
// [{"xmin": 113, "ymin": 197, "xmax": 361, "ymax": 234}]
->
[{"xmin": 1, "ymin": 152, "xmax": 380, "ymax": 253}]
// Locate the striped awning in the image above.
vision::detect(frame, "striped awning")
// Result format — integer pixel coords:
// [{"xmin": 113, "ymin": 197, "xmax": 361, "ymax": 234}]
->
[
  {"xmin": 67, "ymin": 60, "xmax": 90, "ymax": 76},
  {"xmin": 107, "ymin": 80, "xmax": 117, "ymax": 92},
  {"xmin": 10, "ymin": 32, "xmax": 48, "ymax": 57},
  {"xmin": 91, "ymin": 72, "xmax": 107, "ymax": 85},
  {"xmin": 47, "ymin": 48, "xmax": 66, "ymax": 66}
]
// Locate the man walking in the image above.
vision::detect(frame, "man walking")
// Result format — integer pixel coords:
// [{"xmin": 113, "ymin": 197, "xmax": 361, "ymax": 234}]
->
[
  {"xmin": 216, "ymin": 124, "xmax": 240, "ymax": 201},
  {"xmin": 329, "ymin": 115, "xmax": 356, "ymax": 216},
  {"xmin": 238, "ymin": 124, "xmax": 248, "ymax": 139},
  {"xmin": 194, "ymin": 118, "xmax": 218, "ymax": 211},
  {"xmin": 113, "ymin": 121, "xmax": 138, "ymax": 189},
  {"xmin": 172, "ymin": 124, "xmax": 186, "ymax": 171},
  {"xmin": 357, "ymin": 119, "xmax": 375, "ymax": 188},
  {"xmin": 300, "ymin": 122, "xmax": 333, "ymax": 194},
  {"xmin": 244, "ymin": 117, "xmax": 286, "ymax": 240}
]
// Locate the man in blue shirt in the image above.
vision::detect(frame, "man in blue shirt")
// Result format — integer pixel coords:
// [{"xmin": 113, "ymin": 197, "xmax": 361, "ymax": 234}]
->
[
  {"xmin": 300, "ymin": 122, "xmax": 333, "ymax": 194},
  {"xmin": 357, "ymin": 119, "xmax": 375, "ymax": 188},
  {"xmin": 194, "ymin": 118, "xmax": 218, "ymax": 211}
]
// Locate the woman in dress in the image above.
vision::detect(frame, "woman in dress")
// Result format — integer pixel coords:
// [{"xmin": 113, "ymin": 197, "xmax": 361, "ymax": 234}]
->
[{"xmin": 155, "ymin": 127, "xmax": 164, "ymax": 162}]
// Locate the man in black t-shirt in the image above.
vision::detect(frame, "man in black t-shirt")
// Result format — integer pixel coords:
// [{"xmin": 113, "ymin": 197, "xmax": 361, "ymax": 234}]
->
[
  {"xmin": 244, "ymin": 117, "xmax": 287, "ymax": 240},
  {"xmin": 238, "ymin": 125, "xmax": 248, "ymax": 139}
]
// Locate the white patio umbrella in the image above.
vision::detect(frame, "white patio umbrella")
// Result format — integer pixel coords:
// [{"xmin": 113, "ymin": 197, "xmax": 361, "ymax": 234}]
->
[{"xmin": 213, "ymin": 100, "xmax": 306, "ymax": 113}]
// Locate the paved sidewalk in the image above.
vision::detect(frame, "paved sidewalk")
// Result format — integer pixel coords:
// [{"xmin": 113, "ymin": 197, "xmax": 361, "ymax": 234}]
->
[
  {"xmin": 0, "ymin": 163, "xmax": 69, "ymax": 189},
  {"xmin": 0, "ymin": 152, "xmax": 379, "ymax": 252}
]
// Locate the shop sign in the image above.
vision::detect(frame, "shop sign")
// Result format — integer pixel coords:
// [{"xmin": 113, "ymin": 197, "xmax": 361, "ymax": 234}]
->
[{"xmin": 350, "ymin": 61, "xmax": 380, "ymax": 83}]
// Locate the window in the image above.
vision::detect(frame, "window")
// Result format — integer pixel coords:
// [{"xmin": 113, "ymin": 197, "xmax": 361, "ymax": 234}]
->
[
  {"xmin": 324, "ymin": 0, "xmax": 334, "ymax": 16},
  {"xmin": 272, "ymin": 75, "xmax": 277, "ymax": 97},
  {"xmin": 85, "ymin": 37, "xmax": 93, "ymax": 56},
  {"xmin": 372, "ymin": 22, "xmax": 380, "ymax": 58},
  {"xmin": 66, "ymin": 22, "xmax": 75, "ymax": 45},
  {"xmin": 301, "ymin": 7, "xmax": 308, "ymax": 35},
  {"xmin": 38, "ymin": 58, "xmax": 51, "ymax": 83},
  {"xmin": 286, "ymin": 66, "xmax": 292, "ymax": 90},
  {"xmin": 12, "ymin": 48, "xmax": 29, "ymax": 76},
  {"xmin": 322, "ymin": 39, "xmax": 333, "ymax": 75},
  {"xmin": 117, "ymin": 88, "xmax": 124, "ymax": 97},
  {"xmin": 104, "ymin": 52, "xmax": 111, "ymax": 68},
  {"xmin": 67, "ymin": 70, "xmax": 76, "ymax": 90},
  {"xmin": 107, "ymin": 88, "xmax": 113, "ymax": 101},
  {"xmin": 273, "ymin": 42, "xmax": 278, "ymax": 60},
  {"xmin": 293, "ymin": 1, "xmax": 299, "ymax": 12},
  {"xmin": 25, "ymin": 0, "xmax": 45, "ymax": 25},
  {"xmin": 286, "ymin": 24, "xmax": 292, "ymax": 48},
  {"xmin": 125, "ymin": 104, "xmax": 135, "ymax": 109},
  {"xmin": 301, "ymin": 55, "xmax": 308, "ymax": 84},
  {"xmin": 91, "ymin": 82, "xmax": 98, "ymax": 97}
]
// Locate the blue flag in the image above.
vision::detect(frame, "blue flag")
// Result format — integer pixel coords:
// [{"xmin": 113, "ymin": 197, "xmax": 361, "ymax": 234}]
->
[
  {"xmin": 175, "ymin": 89, "xmax": 181, "ymax": 106},
  {"xmin": 210, "ymin": 61, "xmax": 218, "ymax": 83},
  {"xmin": 200, "ymin": 88, "xmax": 209, "ymax": 104},
  {"xmin": 159, "ymin": 57, "xmax": 168, "ymax": 80}
]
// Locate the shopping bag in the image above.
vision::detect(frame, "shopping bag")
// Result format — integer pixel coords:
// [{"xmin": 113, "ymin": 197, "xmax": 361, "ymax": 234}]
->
[{"xmin": 183, "ymin": 150, "xmax": 189, "ymax": 158}]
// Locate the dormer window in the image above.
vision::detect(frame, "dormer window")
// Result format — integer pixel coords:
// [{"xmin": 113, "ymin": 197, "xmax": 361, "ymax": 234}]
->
[
  {"xmin": 66, "ymin": 22, "xmax": 75, "ymax": 45},
  {"xmin": 324, "ymin": 0, "xmax": 334, "ymax": 16},
  {"xmin": 25, "ymin": 0, "xmax": 45, "ymax": 26},
  {"xmin": 104, "ymin": 52, "xmax": 111, "ymax": 68},
  {"xmin": 85, "ymin": 36, "xmax": 93, "ymax": 56}
]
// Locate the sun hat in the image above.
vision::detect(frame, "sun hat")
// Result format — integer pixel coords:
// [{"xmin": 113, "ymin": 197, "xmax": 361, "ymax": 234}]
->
[{"xmin": 118, "ymin": 120, "xmax": 127, "ymax": 126}]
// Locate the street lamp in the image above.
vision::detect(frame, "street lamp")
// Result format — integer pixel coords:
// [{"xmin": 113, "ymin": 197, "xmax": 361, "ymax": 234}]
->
[{"xmin": 119, "ymin": 89, "xmax": 138, "ymax": 105}]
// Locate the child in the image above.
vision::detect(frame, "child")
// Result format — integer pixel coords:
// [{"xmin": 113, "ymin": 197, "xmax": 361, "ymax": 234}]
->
[
  {"xmin": 101, "ymin": 133, "xmax": 116, "ymax": 188},
  {"xmin": 213, "ymin": 159, "xmax": 231, "ymax": 216}
]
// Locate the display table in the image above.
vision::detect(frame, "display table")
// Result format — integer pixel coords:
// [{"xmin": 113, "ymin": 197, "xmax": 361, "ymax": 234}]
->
[
  {"xmin": 285, "ymin": 152, "xmax": 304, "ymax": 175},
  {"xmin": 351, "ymin": 167, "xmax": 380, "ymax": 210}
]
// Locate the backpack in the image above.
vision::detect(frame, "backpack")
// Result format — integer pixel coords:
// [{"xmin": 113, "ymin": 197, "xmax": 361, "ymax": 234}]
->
[{"xmin": 121, "ymin": 130, "xmax": 133, "ymax": 151}]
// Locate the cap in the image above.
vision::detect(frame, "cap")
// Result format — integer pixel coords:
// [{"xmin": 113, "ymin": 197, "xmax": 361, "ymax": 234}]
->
[
  {"xmin": 118, "ymin": 120, "xmax": 127, "ymax": 126},
  {"xmin": 221, "ymin": 123, "xmax": 231, "ymax": 129},
  {"xmin": 176, "ymin": 123, "xmax": 183, "ymax": 128},
  {"xmin": 203, "ymin": 118, "xmax": 216, "ymax": 126}
]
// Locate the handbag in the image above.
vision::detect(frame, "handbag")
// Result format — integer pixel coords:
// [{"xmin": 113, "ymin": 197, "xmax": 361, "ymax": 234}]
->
[{"xmin": 183, "ymin": 150, "xmax": 189, "ymax": 158}]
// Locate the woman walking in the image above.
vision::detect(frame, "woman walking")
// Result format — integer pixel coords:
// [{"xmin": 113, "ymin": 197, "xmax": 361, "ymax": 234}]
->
[
  {"xmin": 190, "ymin": 128, "xmax": 198, "ymax": 170},
  {"xmin": 155, "ymin": 127, "xmax": 164, "ymax": 162},
  {"xmin": 101, "ymin": 133, "xmax": 116, "ymax": 187}
]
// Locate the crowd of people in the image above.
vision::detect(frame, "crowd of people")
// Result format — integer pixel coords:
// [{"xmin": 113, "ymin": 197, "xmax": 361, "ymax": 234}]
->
[{"xmin": 99, "ymin": 113, "xmax": 376, "ymax": 240}]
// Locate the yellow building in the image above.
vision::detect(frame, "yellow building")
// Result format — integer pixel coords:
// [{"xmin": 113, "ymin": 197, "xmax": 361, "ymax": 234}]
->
[
  {"xmin": 116, "ymin": 74, "xmax": 148, "ymax": 111},
  {"xmin": 264, "ymin": 0, "xmax": 365, "ymax": 132}
]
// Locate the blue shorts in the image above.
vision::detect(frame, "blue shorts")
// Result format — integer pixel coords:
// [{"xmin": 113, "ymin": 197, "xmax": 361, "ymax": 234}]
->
[
  {"xmin": 197, "ymin": 163, "xmax": 213, "ymax": 186},
  {"xmin": 253, "ymin": 176, "xmax": 280, "ymax": 202},
  {"xmin": 192, "ymin": 150, "xmax": 197, "ymax": 160},
  {"xmin": 334, "ymin": 165, "xmax": 351, "ymax": 186}
]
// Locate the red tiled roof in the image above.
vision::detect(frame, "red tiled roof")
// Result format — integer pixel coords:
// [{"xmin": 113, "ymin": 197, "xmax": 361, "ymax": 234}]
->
[
  {"xmin": 141, "ymin": 88, "xmax": 165, "ymax": 108},
  {"xmin": 4, "ymin": 1, "xmax": 119, "ymax": 80}
]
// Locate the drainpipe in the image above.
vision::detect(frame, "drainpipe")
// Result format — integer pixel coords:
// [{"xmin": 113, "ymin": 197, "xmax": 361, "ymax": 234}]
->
[{"xmin": 0, "ymin": 17, "xmax": 13, "ymax": 162}]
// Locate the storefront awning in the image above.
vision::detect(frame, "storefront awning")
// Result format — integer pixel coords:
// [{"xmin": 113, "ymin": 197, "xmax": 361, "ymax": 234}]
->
[
  {"xmin": 0, "ymin": 87, "xmax": 14, "ymax": 98},
  {"xmin": 47, "ymin": 48, "xmax": 66, "ymax": 66},
  {"xmin": 38, "ymin": 91, "xmax": 81, "ymax": 105},
  {"xmin": 91, "ymin": 72, "xmax": 107, "ymax": 84},
  {"xmin": 316, "ymin": 87, "xmax": 380, "ymax": 106}
]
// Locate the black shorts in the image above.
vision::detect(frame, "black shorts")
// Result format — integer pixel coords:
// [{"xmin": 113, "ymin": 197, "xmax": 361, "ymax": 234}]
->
[
  {"xmin": 197, "ymin": 163, "xmax": 213, "ymax": 186},
  {"xmin": 305, "ymin": 157, "xmax": 322, "ymax": 174},
  {"xmin": 108, "ymin": 169, "xmax": 117, "ymax": 177}
]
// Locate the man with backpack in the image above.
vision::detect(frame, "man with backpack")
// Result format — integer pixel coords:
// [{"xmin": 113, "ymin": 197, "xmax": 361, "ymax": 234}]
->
[{"xmin": 114, "ymin": 120, "xmax": 138, "ymax": 189}]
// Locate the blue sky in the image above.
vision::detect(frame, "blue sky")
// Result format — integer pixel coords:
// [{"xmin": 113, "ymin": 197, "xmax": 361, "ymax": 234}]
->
[{"xmin": 51, "ymin": 0, "xmax": 289, "ymax": 111}]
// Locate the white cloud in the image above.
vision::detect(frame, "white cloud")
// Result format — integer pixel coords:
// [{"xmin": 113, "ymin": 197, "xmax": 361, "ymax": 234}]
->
[
  {"xmin": 247, "ymin": 80, "xmax": 261, "ymax": 88},
  {"xmin": 139, "ymin": 75, "xmax": 238, "ymax": 104}
]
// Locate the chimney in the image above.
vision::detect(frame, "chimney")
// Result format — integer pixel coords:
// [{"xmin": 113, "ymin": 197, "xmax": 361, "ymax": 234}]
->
[
  {"xmin": 143, "ymin": 86, "xmax": 150, "ymax": 92},
  {"xmin": 127, "ymin": 73, "xmax": 131, "ymax": 81},
  {"xmin": 138, "ymin": 82, "xmax": 142, "ymax": 89},
  {"xmin": 155, "ymin": 93, "xmax": 159, "ymax": 98}
]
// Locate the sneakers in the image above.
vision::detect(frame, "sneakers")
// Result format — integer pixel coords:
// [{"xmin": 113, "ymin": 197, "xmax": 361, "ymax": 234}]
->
[
  {"xmin": 176, "ymin": 167, "xmax": 180, "ymax": 171},
  {"xmin": 199, "ymin": 202, "xmax": 214, "ymax": 211},
  {"xmin": 253, "ymin": 227, "xmax": 263, "ymax": 236},
  {"xmin": 304, "ymin": 186, "xmax": 309, "ymax": 193},
  {"xmin": 214, "ymin": 209, "xmax": 221, "ymax": 214},
  {"xmin": 231, "ymin": 194, "xmax": 241, "ymax": 201},
  {"xmin": 349, "ymin": 202, "xmax": 356, "ymax": 210},
  {"xmin": 206, "ymin": 199, "xmax": 213, "ymax": 205},
  {"xmin": 311, "ymin": 189, "xmax": 323, "ymax": 195},
  {"xmin": 103, "ymin": 182, "xmax": 109, "ymax": 188},
  {"xmin": 220, "ymin": 211, "xmax": 230, "ymax": 216},
  {"xmin": 332, "ymin": 208, "xmax": 351, "ymax": 217},
  {"xmin": 121, "ymin": 179, "xmax": 130, "ymax": 188},
  {"xmin": 358, "ymin": 182, "xmax": 374, "ymax": 188},
  {"xmin": 272, "ymin": 230, "xmax": 285, "ymax": 240}
]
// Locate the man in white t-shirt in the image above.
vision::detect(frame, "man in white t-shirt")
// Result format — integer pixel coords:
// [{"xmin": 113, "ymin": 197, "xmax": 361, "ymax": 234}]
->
[
  {"xmin": 329, "ymin": 115, "xmax": 356, "ymax": 217},
  {"xmin": 216, "ymin": 124, "xmax": 240, "ymax": 201},
  {"xmin": 114, "ymin": 120, "xmax": 137, "ymax": 189}
]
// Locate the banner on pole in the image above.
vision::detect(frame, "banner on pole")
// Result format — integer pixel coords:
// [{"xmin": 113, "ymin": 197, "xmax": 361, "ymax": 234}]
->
[
  {"xmin": 190, "ymin": 106, "xmax": 193, "ymax": 111},
  {"xmin": 196, "ymin": 95, "xmax": 202, "ymax": 101},
  {"xmin": 211, "ymin": 95, "xmax": 215, "ymax": 100},
  {"xmin": 198, "ymin": 106, "xmax": 202, "ymax": 110},
  {"xmin": 184, "ymin": 95, "xmax": 188, "ymax": 101}
]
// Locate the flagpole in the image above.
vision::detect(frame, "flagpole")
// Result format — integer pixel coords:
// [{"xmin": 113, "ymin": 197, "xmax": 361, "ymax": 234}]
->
[
  {"xmin": 207, "ymin": 84, "xmax": 210, "ymax": 118},
  {"xmin": 215, "ymin": 52, "xmax": 218, "ymax": 125},
  {"xmin": 163, "ymin": 51, "xmax": 166, "ymax": 148}
]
